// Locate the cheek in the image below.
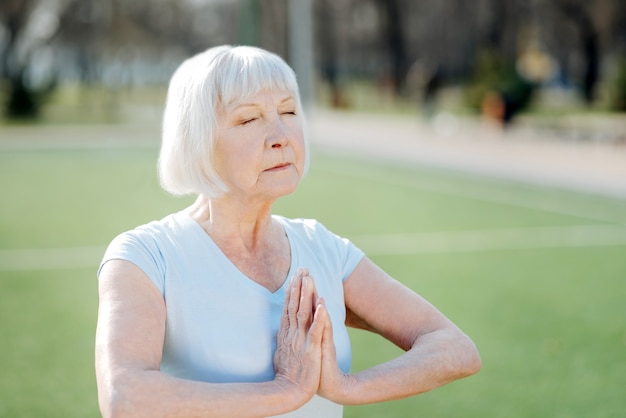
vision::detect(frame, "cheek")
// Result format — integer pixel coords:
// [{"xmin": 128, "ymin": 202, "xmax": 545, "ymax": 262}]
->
[
  {"xmin": 289, "ymin": 124, "xmax": 306, "ymax": 160},
  {"xmin": 296, "ymin": 136, "xmax": 307, "ymax": 171},
  {"xmin": 226, "ymin": 147, "xmax": 259, "ymax": 176},
  {"xmin": 214, "ymin": 140, "xmax": 255, "ymax": 182}
]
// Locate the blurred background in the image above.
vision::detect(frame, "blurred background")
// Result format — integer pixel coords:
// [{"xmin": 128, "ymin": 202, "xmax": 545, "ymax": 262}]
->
[
  {"xmin": 1, "ymin": 1, "xmax": 626, "ymax": 417},
  {"xmin": 1, "ymin": 0, "xmax": 625, "ymax": 127}
]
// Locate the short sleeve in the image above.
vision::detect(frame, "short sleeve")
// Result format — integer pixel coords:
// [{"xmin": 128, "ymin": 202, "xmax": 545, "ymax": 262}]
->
[
  {"xmin": 280, "ymin": 217, "xmax": 365, "ymax": 283},
  {"xmin": 317, "ymin": 222, "xmax": 365, "ymax": 282},
  {"xmin": 97, "ymin": 228, "xmax": 167, "ymax": 293}
]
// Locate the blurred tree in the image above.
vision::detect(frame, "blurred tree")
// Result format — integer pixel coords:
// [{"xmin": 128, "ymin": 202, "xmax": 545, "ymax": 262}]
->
[
  {"xmin": 0, "ymin": 0, "xmax": 59, "ymax": 118},
  {"xmin": 555, "ymin": 0, "xmax": 599, "ymax": 105},
  {"xmin": 465, "ymin": 49, "xmax": 534, "ymax": 125},
  {"xmin": 260, "ymin": 0, "xmax": 288, "ymax": 58},
  {"xmin": 373, "ymin": 0, "xmax": 408, "ymax": 95},
  {"xmin": 2, "ymin": 0, "xmax": 624, "ymax": 120},
  {"xmin": 316, "ymin": 0, "xmax": 349, "ymax": 108},
  {"xmin": 609, "ymin": 58, "xmax": 626, "ymax": 111}
]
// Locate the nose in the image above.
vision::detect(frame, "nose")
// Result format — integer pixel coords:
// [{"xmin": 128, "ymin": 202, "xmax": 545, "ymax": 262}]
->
[{"xmin": 267, "ymin": 118, "xmax": 289, "ymax": 149}]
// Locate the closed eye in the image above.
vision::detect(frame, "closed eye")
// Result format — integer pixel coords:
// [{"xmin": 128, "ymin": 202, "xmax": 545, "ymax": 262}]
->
[{"xmin": 240, "ymin": 117, "xmax": 258, "ymax": 125}]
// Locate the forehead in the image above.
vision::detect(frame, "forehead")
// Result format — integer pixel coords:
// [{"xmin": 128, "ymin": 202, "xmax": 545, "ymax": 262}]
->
[{"xmin": 224, "ymin": 89, "xmax": 296, "ymax": 111}]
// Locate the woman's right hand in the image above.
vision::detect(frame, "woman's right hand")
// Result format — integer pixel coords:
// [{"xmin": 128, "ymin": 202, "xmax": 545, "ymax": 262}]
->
[{"xmin": 273, "ymin": 269, "xmax": 328, "ymax": 406}]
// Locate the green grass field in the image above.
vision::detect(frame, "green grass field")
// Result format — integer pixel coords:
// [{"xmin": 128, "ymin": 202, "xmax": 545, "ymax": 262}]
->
[{"xmin": 1, "ymin": 131, "xmax": 625, "ymax": 417}]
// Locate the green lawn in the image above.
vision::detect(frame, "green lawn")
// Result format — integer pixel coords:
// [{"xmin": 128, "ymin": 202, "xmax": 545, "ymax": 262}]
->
[{"xmin": 1, "ymin": 134, "xmax": 625, "ymax": 417}]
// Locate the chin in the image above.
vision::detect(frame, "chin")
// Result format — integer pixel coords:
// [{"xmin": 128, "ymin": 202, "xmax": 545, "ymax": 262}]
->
[
  {"xmin": 268, "ymin": 181, "xmax": 300, "ymax": 200},
  {"xmin": 276, "ymin": 184, "xmax": 300, "ymax": 197}
]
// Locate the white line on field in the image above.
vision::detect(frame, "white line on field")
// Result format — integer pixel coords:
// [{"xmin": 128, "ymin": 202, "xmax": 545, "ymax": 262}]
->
[
  {"xmin": 319, "ymin": 163, "xmax": 626, "ymax": 224},
  {"xmin": 0, "ymin": 246, "xmax": 105, "ymax": 272},
  {"xmin": 352, "ymin": 224, "xmax": 626, "ymax": 255},
  {"xmin": 1, "ymin": 224, "xmax": 625, "ymax": 271}
]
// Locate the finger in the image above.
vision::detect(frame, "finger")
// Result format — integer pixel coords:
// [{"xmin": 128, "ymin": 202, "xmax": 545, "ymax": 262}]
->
[
  {"xmin": 318, "ymin": 302, "xmax": 346, "ymax": 401},
  {"xmin": 301, "ymin": 273, "xmax": 320, "ymax": 317},
  {"xmin": 287, "ymin": 270, "xmax": 305, "ymax": 332},
  {"xmin": 320, "ymin": 304, "xmax": 336, "ymax": 361},
  {"xmin": 308, "ymin": 276, "xmax": 320, "ymax": 314},
  {"xmin": 297, "ymin": 276, "xmax": 315, "ymax": 329},
  {"xmin": 279, "ymin": 270, "xmax": 303, "ymax": 334},
  {"xmin": 307, "ymin": 300, "xmax": 327, "ymax": 348}
]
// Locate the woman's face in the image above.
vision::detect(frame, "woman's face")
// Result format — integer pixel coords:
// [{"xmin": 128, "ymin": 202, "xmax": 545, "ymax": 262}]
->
[{"xmin": 214, "ymin": 89, "xmax": 306, "ymax": 202}]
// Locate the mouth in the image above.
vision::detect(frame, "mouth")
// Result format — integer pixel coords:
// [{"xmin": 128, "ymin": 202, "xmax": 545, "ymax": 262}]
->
[{"xmin": 264, "ymin": 163, "xmax": 292, "ymax": 172}]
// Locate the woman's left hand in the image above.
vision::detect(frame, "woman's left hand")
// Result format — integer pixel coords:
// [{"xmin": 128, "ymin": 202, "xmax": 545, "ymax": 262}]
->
[{"xmin": 316, "ymin": 303, "xmax": 357, "ymax": 404}]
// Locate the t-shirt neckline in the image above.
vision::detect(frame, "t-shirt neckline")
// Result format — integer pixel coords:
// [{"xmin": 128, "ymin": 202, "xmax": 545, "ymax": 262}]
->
[{"xmin": 178, "ymin": 211, "xmax": 297, "ymax": 298}]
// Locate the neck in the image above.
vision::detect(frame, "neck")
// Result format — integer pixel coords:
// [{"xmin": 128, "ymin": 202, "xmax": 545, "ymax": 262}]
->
[{"xmin": 187, "ymin": 195, "xmax": 276, "ymax": 251}]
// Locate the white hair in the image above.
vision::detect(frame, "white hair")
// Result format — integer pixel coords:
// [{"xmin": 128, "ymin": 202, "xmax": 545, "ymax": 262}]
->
[{"xmin": 158, "ymin": 45, "xmax": 307, "ymax": 198}]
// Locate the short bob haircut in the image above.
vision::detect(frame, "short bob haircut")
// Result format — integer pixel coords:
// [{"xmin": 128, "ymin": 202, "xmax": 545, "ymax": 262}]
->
[{"xmin": 158, "ymin": 45, "xmax": 307, "ymax": 198}]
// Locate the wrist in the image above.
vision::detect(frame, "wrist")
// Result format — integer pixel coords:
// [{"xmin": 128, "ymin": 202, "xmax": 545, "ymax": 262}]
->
[
  {"xmin": 319, "ymin": 373, "xmax": 360, "ymax": 405},
  {"xmin": 271, "ymin": 376, "xmax": 315, "ymax": 413}
]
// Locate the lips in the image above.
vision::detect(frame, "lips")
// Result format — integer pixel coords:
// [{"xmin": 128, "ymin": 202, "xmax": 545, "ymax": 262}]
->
[{"xmin": 264, "ymin": 162, "xmax": 291, "ymax": 171}]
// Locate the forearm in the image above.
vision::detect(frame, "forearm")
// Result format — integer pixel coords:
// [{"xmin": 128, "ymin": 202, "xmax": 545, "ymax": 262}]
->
[
  {"xmin": 333, "ymin": 329, "xmax": 481, "ymax": 405},
  {"xmin": 97, "ymin": 266, "xmax": 325, "ymax": 418},
  {"xmin": 99, "ymin": 369, "xmax": 305, "ymax": 418}
]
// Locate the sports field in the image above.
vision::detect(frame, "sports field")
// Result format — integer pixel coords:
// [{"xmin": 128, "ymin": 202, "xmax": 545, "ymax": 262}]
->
[{"xmin": 1, "ymin": 130, "xmax": 625, "ymax": 417}]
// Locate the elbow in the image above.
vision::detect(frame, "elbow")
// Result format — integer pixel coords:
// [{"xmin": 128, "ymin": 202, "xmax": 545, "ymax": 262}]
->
[
  {"xmin": 98, "ymin": 373, "xmax": 148, "ymax": 418},
  {"xmin": 98, "ymin": 385, "xmax": 133, "ymax": 418},
  {"xmin": 456, "ymin": 333, "xmax": 482, "ymax": 378}
]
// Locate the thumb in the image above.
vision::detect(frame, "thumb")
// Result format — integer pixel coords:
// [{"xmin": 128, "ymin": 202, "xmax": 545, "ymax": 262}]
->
[
  {"xmin": 308, "ymin": 300, "xmax": 328, "ymax": 347},
  {"xmin": 317, "ymin": 299, "xmax": 336, "ymax": 361}
]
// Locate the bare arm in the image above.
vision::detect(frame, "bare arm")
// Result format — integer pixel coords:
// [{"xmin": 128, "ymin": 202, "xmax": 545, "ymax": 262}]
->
[
  {"xmin": 95, "ymin": 261, "xmax": 325, "ymax": 418},
  {"xmin": 318, "ymin": 257, "xmax": 481, "ymax": 404}
]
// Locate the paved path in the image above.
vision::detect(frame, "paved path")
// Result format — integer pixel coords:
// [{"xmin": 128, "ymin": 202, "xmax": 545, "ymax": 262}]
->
[
  {"xmin": 307, "ymin": 109, "xmax": 626, "ymax": 200},
  {"xmin": 2, "ymin": 109, "xmax": 625, "ymax": 199}
]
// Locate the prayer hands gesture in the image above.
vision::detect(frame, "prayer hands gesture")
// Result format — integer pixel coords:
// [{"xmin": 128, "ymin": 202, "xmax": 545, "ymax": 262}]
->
[{"xmin": 273, "ymin": 269, "xmax": 351, "ymax": 406}]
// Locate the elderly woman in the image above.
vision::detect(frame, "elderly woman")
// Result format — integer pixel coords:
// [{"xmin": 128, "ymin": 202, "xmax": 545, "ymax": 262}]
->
[{"xmin": 95, "ymin": 45, "xmax": 481, "ymax": 418}]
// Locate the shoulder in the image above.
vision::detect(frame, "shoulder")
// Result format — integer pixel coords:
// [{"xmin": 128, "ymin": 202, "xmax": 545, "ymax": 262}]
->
[
  {"xmin": 274, "ymin": 215, "xmax": 365, "ymax": 275},
  {"xmin": 113, "ymin": 211, "xmax": 193, "ymax": 246},
  {"xmin": 274, "ymin": 216, "xmax": 337, "ymax": 242},
  {"xmin": 99, "ymin": 212, "xmax": 196, "ymax": 280}
]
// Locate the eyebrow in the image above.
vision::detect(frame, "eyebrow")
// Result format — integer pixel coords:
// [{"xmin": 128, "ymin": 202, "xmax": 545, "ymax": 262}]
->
[{"xmin": 231, "ymin": 96, "xmax": 295, "ymax": 110}]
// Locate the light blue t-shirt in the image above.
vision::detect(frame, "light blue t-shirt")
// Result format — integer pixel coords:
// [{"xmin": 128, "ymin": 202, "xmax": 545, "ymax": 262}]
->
[{"xmin": 99, "ymin": 211, "xmax": 364, "ymax": 417}]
